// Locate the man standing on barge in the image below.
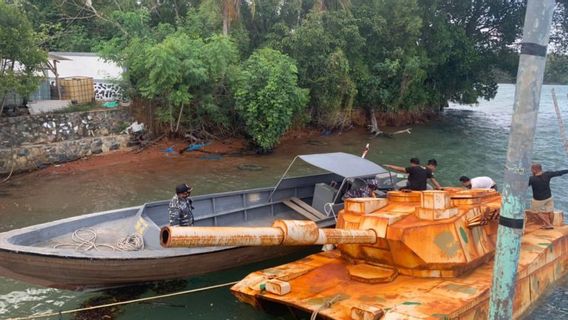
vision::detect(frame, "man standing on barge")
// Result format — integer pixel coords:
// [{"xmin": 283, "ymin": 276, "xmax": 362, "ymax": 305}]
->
[
  {"xmin": 528, "ymin": 163, "xmax": 568, "ymax": 228},
  {"xmin": 169, "ymin": 183, "xmax": 195, "ymax": 226}
]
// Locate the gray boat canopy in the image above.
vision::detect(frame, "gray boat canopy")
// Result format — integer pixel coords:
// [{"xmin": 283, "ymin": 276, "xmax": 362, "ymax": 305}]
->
[
  {"xmin": 269, "ymin": 152, "xmax": 388, "ymax": 201},
  {"xmin": 298, "ymin": 152, "xmax": 387, "ymax": 179}
]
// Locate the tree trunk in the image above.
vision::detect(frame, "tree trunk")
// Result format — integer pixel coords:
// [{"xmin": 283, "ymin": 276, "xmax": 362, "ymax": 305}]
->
[
  {"xmin": 369, "ymin": 109, "xmax": 382, "ymax": 135},
  {"xmin": 169, "ymin": 104, "xmax": 174, "ymax": 132},
  {"xmin": 0, "ymin": 95, "xmax": 6, "ymax": 118},
  {"xmin": 223, "ymin": 4, "xmax": 229, "ymax": 36},
  {"xmin": 175, "ymin": 103, "xmax": 185, "ymax": 133}
]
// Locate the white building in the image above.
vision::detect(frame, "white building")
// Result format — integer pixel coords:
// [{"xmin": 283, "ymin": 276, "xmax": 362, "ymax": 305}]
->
[
  {"xmin": 47, "ymin": 52, "xmax": 122, "ymax": 80},
  {"xmin": 46, "ymin": 52, "xmax": 124, "ymax": 102}
]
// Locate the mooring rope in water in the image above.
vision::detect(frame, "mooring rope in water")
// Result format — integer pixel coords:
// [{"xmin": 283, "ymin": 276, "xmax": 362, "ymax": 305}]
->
[
  {"xmin": 53, "ymin": 228, "xmax": 144, "ymax": 252},
  {"xmin": 6, "ymin": 281, "xmax": 239, "ymax": 320}
]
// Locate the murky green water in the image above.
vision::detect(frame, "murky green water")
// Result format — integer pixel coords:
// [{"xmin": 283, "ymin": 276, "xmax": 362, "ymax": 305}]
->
[{"xmin": 1, "ymin": 84, "xmax": 568, "ymax": 319}]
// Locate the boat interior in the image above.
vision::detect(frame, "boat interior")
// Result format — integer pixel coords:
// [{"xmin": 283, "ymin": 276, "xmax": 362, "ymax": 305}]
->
[{"xmin": 4, "ymin": 173, "xmax": 357, "ymax": 255}]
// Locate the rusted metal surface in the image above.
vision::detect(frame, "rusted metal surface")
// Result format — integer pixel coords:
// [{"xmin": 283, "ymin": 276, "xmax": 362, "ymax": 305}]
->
[
  {"xmin": 226, "ymin": 192, "xmax": 568, "ymax": 319},
  {"xmin": 318, "ymin": 228, "xmax": 377, "ymax": 245},
  {"xmin": 232, "ymin": 227, "xmax": 568, "ymax": 319},
  {"xmin": 161, "ymin": 220, "xmax": 377, "ymax": 248},
  {"xmin": 161, "ymin": 226, "xmax": 284, "ymax": 247},
  {"xmin": 272, "ymin": 220, "xmax": 320, "ymax": 245}
]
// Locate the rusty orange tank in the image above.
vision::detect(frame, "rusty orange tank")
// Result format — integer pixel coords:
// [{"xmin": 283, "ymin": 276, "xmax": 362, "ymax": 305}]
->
[{"xmin": 161, "ymin": 189, "xmax": 568, "ymax": 319}]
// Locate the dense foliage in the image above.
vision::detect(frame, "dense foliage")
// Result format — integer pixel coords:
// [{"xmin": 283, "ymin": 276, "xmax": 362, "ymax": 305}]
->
[
  {"xmin": 6, "ymin": 0, "xmax": 568, "ymax": 148},
  {"xmin": 545, "ymin": 54, "xmax": 568, "ymax": 84},
  {"xmin": 235, "ymin": 48, "xmax": 308, "ymax": 151},
  {"xmin": 0, "ymin": 0, "xmax": 46, "ymax": 112}
]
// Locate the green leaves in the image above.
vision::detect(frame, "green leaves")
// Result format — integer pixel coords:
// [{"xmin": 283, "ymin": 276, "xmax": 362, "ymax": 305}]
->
[
  {"xmin": 280, "ymin": 10, "xmax": 362, "ymax": 128},
  {"xmin": 0, "ymin": 1, "xmax": 46, "ymax": 102},
  {"xmin": 234, "ymin": 48, "xmax": 308, "ymax": 151},
  {"xmin": 109, "ymin": 28, "xmax": 239, "ymax": 132},
  {"xmin": 33, "ymin": 0, "xmax": 553, "ymax": 143}
]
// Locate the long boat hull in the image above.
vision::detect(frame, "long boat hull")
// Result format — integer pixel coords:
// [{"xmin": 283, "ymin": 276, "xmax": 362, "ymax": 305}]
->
[
  {"xmin": 0, "ymin": 244, "xmax": 315, "ymax": 290},
  {"xmin": 0, "ymin": 173, "xmax": 340, "ymax": 290},
  {"xmin": 0, "ymin": 152, "xmax": 391, "ymax": 291}
]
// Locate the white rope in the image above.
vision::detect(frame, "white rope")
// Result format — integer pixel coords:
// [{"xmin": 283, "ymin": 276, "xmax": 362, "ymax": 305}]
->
[
  {"xmin": 310, "ymin": 295, "xmax": 342, "ymax": 320},
  {"xmin": 53, "ymin": 228, "xmax": 144, "ymax": 251},
  {"xmin": 6, "ymin": 281, "xmax": 239, "ymax": 320},
  {"xmin": 323, "ymin": 202, "xmax": 337, "ymax": 222},
  {"xmin": 116, "ymin": 233, "xmax": 145, "ymax": 251}
]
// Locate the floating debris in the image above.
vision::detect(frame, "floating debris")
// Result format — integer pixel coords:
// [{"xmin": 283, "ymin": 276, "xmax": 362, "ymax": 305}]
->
[
  {"xmin": 306, "ymin": 139, "xmax": 328, "ymax": 146},
  {"xmin": 237, "ymin": 163, "xmax": 263, "ymax": 171}
]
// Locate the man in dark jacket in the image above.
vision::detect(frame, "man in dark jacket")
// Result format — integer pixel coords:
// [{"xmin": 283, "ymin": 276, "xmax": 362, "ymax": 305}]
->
[
  {"xmin": 528, "ymin": 163, "xmax": 568, "ymax": 228},
  {"xmin": 168, "ymin": 183, "xmax": 195, "ymax": 226}
]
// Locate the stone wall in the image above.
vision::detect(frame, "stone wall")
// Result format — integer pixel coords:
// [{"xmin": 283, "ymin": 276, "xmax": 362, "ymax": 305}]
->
[
  {"xmin": 0, "ymin": 136, "xmax": 130, "ymax": 173},
  {"xmin": 0, "ymin": 108, "xmax": 131, "ymax": 148},
  {"xmin": 0, "ymin": 108, "xmax": 134, "ymax": 174}
]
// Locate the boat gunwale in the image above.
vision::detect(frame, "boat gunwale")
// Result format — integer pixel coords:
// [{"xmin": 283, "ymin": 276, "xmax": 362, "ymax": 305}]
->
[{"xmin": 0, "ymin": 174, "xmax": 338, "ymax": 259}]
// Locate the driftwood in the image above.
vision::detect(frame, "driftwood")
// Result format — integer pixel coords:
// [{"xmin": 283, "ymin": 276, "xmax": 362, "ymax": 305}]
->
[
  {"xmin": 368, "ymin": 110, "xmax": 412, "ymax": 137},
  {"xmin": 0, "ymin": 162, "xmax": 15, "ymax": 184},
  {"xmin": 133, "ymin": 133, "xmax": 166, "ymax": 154},
  {"xmin": 199, "ymin": 128, "xmax": 220, "ymax": 141},
  {"xmin": 175, "ymin": 103, "xmax": 184, "ymax": 133},
  {"xmin": 392, "ymin": 128, "xmax": 412, "ymax": 135},
  {"xmin": 369, "ymin": 110, "xmax": 383, "ymax": 135}
]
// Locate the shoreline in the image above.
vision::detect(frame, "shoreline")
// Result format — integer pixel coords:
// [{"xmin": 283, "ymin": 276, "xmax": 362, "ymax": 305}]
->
[{"xmin": 2, "ymin": 109, "xmax": 438, "ymax": 180}]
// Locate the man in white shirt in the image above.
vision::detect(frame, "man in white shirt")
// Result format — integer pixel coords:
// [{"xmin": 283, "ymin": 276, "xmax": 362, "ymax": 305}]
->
[{"xmin": 459, "ymin": 176, "xmax": 497, "ymax": 190}]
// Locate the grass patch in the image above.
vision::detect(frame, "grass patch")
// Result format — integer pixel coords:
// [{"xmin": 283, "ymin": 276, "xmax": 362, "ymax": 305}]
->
[{"xmin": 53, "ymin": 102, "xmax": 99, "ymax": 114}]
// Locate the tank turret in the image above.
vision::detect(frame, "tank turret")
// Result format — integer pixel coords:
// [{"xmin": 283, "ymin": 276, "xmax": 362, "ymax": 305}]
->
[
  {"xmin": 162, "ymin": 189, "xmax": 502, "ymax": 279},
  {"xmin": 161, "ymin": 189, "xmax": 568, "ymax": 319}
]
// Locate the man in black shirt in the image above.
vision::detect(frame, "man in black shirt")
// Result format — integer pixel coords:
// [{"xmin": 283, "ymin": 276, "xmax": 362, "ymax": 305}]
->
[
  {"xmin": 385, "ymin": 158, "xmax": 441, "ymax": 191},
  {"xmin": 528, "ymin": 163, "xmax": 568, "ymax": 228}
]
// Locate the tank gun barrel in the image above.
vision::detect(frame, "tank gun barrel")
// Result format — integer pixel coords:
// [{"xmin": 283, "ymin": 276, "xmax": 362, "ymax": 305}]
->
[{"xmin": 160, "ymin": 220, "xmax": 377, "ymax": 248}]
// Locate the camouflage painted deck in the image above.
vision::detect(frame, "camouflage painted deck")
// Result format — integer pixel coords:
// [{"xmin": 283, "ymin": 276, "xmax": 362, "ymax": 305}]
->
[{"xmin": 230, "ymin": 190, "xmax": 568, "ymax": 319}]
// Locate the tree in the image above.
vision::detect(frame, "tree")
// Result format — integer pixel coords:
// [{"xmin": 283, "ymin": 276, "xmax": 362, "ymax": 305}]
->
[
  {"xmin": 234, "ymin": 48, "xmax": 308, "ymax": 152},
  {"xmin": 544, "ymin": 54, "xmax": 568, "ymax": 84},
  {"xmin": 135, "ymin": 33, "xmax": 239, "ymax": 134},
  {"xmin": 201, "ymin": 0, "xmax": 256, "ymax": 36},
  {"xmin": 280, "ymin": 10, "xmax": 363, "ymax": 128},
  {"xmin": 352, "ymin": 0, "xmax": 427, "ymax": 113},
  {"xmin": 0, "ymin": 0, "xmax": 46, "ymax": 115}
]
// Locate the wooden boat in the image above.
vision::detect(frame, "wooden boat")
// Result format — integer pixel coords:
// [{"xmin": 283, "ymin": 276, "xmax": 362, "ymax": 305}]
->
[
  {"xmin": 0, "ymin": 152, "xmax": 393, "ymax": 290},
  {"xmin": 163, "ymin": 189, "xmax": 568, "ymax": 319}
]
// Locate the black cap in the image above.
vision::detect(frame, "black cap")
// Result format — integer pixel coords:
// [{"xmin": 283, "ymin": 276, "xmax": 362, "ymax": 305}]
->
[
  {"xmin": 459, "ymin": 176, "xmax": 470, "ymax": 182},
  {"xmin": 176, "ymin": 183, "xmax": 192, "ymax": 194}
]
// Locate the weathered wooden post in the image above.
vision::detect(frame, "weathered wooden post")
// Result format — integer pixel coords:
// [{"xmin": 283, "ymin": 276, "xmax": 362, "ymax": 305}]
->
[{"xmin": 489, "ymin": 0, "xmax": 555, "ymax": 319}]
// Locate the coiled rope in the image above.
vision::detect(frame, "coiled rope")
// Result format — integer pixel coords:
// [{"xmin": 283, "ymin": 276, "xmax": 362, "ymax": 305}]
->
[
  {"xmin": 53, "ymin": 228, "xmax": 144, "ymax": 251},
  {"xmin": 6, "ymin": 281, "xmax": 238, "ymax": 320}
]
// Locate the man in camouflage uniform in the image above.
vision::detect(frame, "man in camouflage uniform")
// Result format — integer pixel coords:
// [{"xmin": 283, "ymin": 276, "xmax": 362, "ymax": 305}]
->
[{"xmin": 169, "ymin": 183, "xmax": 194, "ymax": 226}]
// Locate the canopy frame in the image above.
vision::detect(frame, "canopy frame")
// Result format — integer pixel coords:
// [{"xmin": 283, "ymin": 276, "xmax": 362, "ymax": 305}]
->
[{"xmin": 268, "ymin": 152, "xmax": 387, "ymax": 203}]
